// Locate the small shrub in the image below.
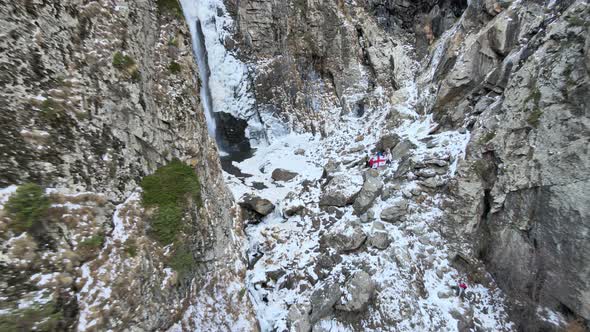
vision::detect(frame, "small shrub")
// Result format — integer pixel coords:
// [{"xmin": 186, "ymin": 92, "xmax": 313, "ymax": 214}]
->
[
  {"xmin": 124, "ymin": 240, "xmax": 138, "ymax": 257},
  {"xmin": 80, "ymin": 234, "xmax": 104, "ymax": 249},
  {"xmin": 157, "ymin": 0, "xmax": 182, "ymax": 17},
  {"xmin": 478, "ymin": 131, "xmax": 496, "ymax": 145},
  {"xmin": 140, "ymin": 159, "xmax": 200, "ymax": 208},
  {"xmin": 151, "ymin": 205, "xmax": 182, "ymax": 244},
  {"xmin": 130, "ymin": 68, "xmax": 141, "ymax": 82},
  {"xmin": 527, "ymin": 109, "xmax": 543, "ymax": 128},
  {"xmin": 40, "ymin": 99, "xmax": 63, "ymax": 121},
  {"xmin": 169, "ymin": 245, "xmax": 194, "ymax": 275},
  {"xmin": 524, "ymin": 88, "xmax": 541, "ymax": 106},
  {"xmin": 140, "ymin": 159, "xmax": 200, "ymax": 245},
  {"xmin": 0, "ymin": 302, "xmax": 62, "ymax": 331},
  {"xmin": 168, "ymin": 37, "xmax": 178, "ymax": 47},
  {"xmin": 112, "ymin": 52, "xmax": 135, "ymax": 70},
  {"xmin": 566, "ymin": 15, "xmax": 586, "ymax": 27},
  {"xmin": 168, "ymin": 61, "xmax": 181, "ymax": 74},
  {"xmin": 4, "ymin": 183, "xmax": 50, "ymax": 233}
]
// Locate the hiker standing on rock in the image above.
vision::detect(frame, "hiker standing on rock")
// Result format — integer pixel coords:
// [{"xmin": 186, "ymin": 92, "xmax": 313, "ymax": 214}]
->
[{"xmin": 451, "ymin": 279, "xmax": 468, "ymax": 299}]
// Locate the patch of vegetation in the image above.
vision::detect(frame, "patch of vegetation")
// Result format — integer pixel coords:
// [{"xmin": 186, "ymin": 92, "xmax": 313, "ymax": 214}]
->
[
  {"xmin": 157, "ymin": 0, "xmax": 182, "ymax": 17},
  {"xmin": 124, "ymin": 240, "xmax": 138, "ymax": 257},
  {"xmin": 0, "ymin": 302, "xmax": 62, "ymax": 331},
  {"xmin": 524, "ymin": 87, "xmax": 541, "ymax": 106},
  {"xmin": 140, "ymin": 159, "xmax": 200, "ymax": 245},
  {"xmin": 169, "ymin": 245, "xmax": 195, "ymax": 276},
  {"xmin": 151, "ymin": 205, "xmax": 182, "ymax": 244},
  {"xmin": 527, "ymin": 109, "xmax": 543, "ymax": 128},
  {"xmin": 566, "ymin": 15, "xmax": 587, "ymax": 27},
  {"xmin": 473, "ymin": 159, "xmax": 493, "ymax": 179},
  {"xmin": 40, "ymin": 99, "xmax": 64, "ymax": 121},
  {"xmin": 239, "ymin": 288, "xmax": 247, "ymax": 298},
  {"xmin": 4, "ymin": 183, "xmax": 50, "ymax": 234},
  {"xmin": 168, "ymin": 61, "xmax": 181, "ymax": 74},
  {"xmin": 130, "ymin": 68, "xmax": 141, "ymax": 82},
  {"xmin": 168, "ymin": 37, "xmax": 179, "ymax": 47},
  {"xmin": 478, "ymin": 131, "xmax": 496, "ymax": 145},
  {"xmin": 80, "ymin": 234, "xmax": 104, "ymax": 249},
  {"xmin": 112, "ymin": 52, "xmax": 135, "ymax": 70}
]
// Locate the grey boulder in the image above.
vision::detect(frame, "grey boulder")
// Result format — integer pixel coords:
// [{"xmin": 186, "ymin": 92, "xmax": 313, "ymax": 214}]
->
[
  {"xmin": 334, "ymin": 271, "xmax": 375, "ymax": 312},
  {"xmin": 380, "ymin": 200, "xmax": 408, "ymax": 223},
  {"xmin": 271, "ymin": 168, "xmax": 299, "ymax": 182},
  {"xmin": 239, "ymin": 194, "xmax": 275, "ymax": 216},
  {"xmin": 353, "ymin": 172, "xmax": 384, "ymax": 215}
]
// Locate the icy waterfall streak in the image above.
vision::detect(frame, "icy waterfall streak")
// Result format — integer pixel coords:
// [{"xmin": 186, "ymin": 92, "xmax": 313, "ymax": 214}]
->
[{"xmin": 180, "ymin": 2, "xmax": 216, "ymax": 139}]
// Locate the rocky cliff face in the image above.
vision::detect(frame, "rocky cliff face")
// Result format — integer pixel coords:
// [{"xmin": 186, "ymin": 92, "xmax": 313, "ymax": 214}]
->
[
  {"xmin": 0, "ymin": 0, "xmax": 256, "ymax": 330},
  {"xmin": 436, "ymin": 0, "xmax": 590, "ymax": 328}
]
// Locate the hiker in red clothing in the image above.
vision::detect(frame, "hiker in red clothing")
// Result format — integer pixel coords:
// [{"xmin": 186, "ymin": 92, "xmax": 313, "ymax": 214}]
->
[
  {"xmin": 458, "ymin": 280, "xmax": 468, "ymax": 298},
  {"xmin": 451, "ymin": 279, "xmax": 468, "ymax": 298}
]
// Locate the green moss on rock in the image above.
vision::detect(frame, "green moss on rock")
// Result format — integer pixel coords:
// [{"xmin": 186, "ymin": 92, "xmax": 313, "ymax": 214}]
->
[
  {"xmin": 80, "ymin": 234, "xmax": 104, "ymax": 249},
  {"xmin": 168, "ymin": 61, "xmax": 181, "ymax": 74},
  {"xmin": 157, "ymin": 0, "xmax": 182, "ymax": 17},
  {"xmin": 140, "ymin": 159, "xmax": 200, "ymax": 245},
  {"xmin": 112, "ymin": 52, "xmax": 135, "ymax": 70},
  {"xmin": 0, "ymin": 302, "xmax": 63, "ymax": 331},
  {"xmin": 4, "ymin": 183, "xmax": 50, "ymax": 234},
  {"xmin": 527, "ymin": 109, "xmax": 543, "ymax": 128}
]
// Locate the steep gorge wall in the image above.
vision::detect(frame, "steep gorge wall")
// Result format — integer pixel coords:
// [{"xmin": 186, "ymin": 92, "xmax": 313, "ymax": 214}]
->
[
  {"xmin": 0, "ymin": 0, "xmax": 255, "ymax": 330},
  {"xmin": 424, "ymin": 0, "xmax": 590, "ymax": 328}
]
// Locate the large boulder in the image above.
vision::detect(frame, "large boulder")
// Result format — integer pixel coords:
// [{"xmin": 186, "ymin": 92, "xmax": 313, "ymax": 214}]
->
[
  {"xmin": 391, "ymin": 139, "xmax": 417, "ymax": 161},
  {"xmin": 368, "ymin": 221, "xmax": 391, "ymax": 249},
  {"xmin": 321, "ymin": 221, "xmax": 367, "ymax": 253},
  {"xmin": 239, "ymin": 194, "xmax": 275, "ymax": 216},
  {"xmin": 322, "ymin": 159, "xmax": 340, "ymax": 179},
  {"xmin": 376, "ymin": 134, "xmax": 400, "ymax": 151},
  {"xmin": 319, "ymin": 174, "xmax": 363, "ymax": 207},
  {"xmin": 334, "ymin": 271, "xmax": 375, "ymax": 312},
  {"xmin": 271, "ymin": 168, "xmax": 299, "ymax": 182},
  {"xmin": 287, "ymin": 302, "xmax": 312, "ymax": 332},
  {"xmin": 380, "ymin": 200, "xmax": 408, "ymax": 223},
  {"xmin": 310, "ymin": 282, "xmax": 342, "ymax": 323},
  {"xmin": 353, "ymin": 171, "xmax": 384, "ymax": 215}
]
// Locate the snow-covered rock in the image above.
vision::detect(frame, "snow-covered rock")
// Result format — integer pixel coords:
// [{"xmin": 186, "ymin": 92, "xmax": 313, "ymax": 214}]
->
[{"xmin": 335, "ymin": 271, "xmax": 375, "ymax": 312}]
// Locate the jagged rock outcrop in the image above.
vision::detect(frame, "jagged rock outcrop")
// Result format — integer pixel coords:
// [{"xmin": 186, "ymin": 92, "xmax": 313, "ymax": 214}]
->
[
  {"xmin": 428, "ymin": 0, "xmax": 590, "ymax": 327},
  {"xmin": 0, "ymin": 0, "xmax": 256, "ymax": 330}
]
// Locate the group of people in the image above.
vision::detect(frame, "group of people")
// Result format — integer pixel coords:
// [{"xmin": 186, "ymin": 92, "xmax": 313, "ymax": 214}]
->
[{"xmin": 367, "ymin": 150, "xmax": 393, "ymax": 169}]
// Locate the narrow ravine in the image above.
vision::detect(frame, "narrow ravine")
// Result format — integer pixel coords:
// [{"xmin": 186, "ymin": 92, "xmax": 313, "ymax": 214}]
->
[{"xmin": 178, "ymin": 1, "xmax": 516, "ymax": 330}]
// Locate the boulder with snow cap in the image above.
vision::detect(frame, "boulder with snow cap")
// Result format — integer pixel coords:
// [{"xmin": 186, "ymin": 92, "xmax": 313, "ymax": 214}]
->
[
  {"xmin": 239, "ymin": 194, "xmax": 275, "ymax": 216},
  {"xmin": 319, "ymin": 174, "xmax": 363, "ymax": 207},
  {"xmin": 321, "ymin": 159, "xmax": 340, "ymax": 179},
  {"xmin": 380, "ymin": 200, "xmax": 408, "ymax": 223},
  {"xmin": 287, "ymin": 302, "xmax": 312, "ymax": 332},
  {"xmin": 271, "ymin": 168, "xmax": 299, "ymax": 182},
  {"xmin": 368, "ymin": 221, "xmax": 391, "ymax": 249},
  {"xmin": 353, "ymin": 171, "xmax": 383, "ymax": 215},
  {"xmin": 334, "ymin": 271, "xmax": 375, "ymax": 312},
  {"xmin": 321, "ymin": 221, "xmax": 367, "ymax": 253}
]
